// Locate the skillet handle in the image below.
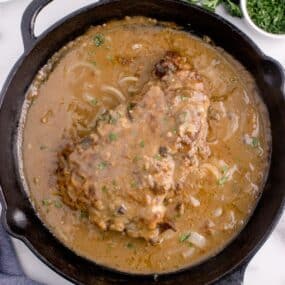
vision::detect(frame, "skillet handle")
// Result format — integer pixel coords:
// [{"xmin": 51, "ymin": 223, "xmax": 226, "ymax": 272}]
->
[
  {"xmin": 214, "ymin": 263, "xmax": 247, "ymax": 285},
  {"xmin": 21, "ymin": 0, "xmax": 53, "ymax": 50}
]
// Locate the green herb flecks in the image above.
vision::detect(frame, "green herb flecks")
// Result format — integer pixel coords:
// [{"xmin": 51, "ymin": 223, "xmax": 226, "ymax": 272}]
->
[
  {"xmin": 40, "ymin": 145, "xmax": 47, "ymax": 150},
  {"xmin": 218, "ymin": 166, "xmax": 229, "ymax": 186},
  {"xmin": 218, "ymin": 175, "xmax": 228, "ymax": 186},
  {"xmin": 109, "ymin": 116, "xmax": 117, "ymax": 125},
  {"xmin": 133, "ymin": 155, "xmax": 141, "ymax": 163},
  {"xmin": 109, "ymin": 132, "xmax": 118, "ymax": 142},
  {"xmin": 154, "ymin": 153, "xmax": 162, "ymax": 161},
  {"xmin": 139, "ymin": 140, "xmax": 145, "ymax": 148},
  {"xmin": 80, "ymin": 210, "xmax": 89, "ymax": 219},
  {"xmin": 126, "ymin": 242, "xmax": 134, "ymax": 249},
  {"xmin": 42, "ymin": 199, "xmax": 51, "ymax": 206},
  {"xmin": 221, "ymin": 165, "xmax": 228, "ymax": 175},
  {"xmin": 98, "ymin": 161, "xmax": 107, "ymax": 170},
  {"xmin": 54, "ymin": 200, "xmax": 62, "ymax": 208},
  {"xmin": 106, "ymin": 55, "xmax": 114, "ymax": 62},
  {"xmin": 179, "ymin": 232, "xmax": 191, "ymax": 242},
  {"xmin": 188, "ymin": 242, "xmax": 194, "ymax": 247},
  {"xmin": 130, "ymin": 180, "xmax": 138, "ymax": 188},
  {"xmin": 180, "ymin": 95, "xmax": 189, "ymax": 101},
  {"xmin": 90, "ymin": 98, "xmax": 98, "ymax": 106},
  {"xmin": 251, "ymin": 137, "xmax": 260, "ymax": 148},
  {"xmin": 247, "ymin": 0, "xmax": 285, "ymax": 34},
  {"xmin": 102, "ymin": 185, "xmax": 108, "ymax": 193},
  {"xmin": 93, "ymin": 34, "xmax": 105, "ymax": 47}
]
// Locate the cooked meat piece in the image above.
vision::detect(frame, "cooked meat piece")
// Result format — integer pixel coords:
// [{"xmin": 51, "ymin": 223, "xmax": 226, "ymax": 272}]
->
[{"xmin": 57, "ymin": 52, "xmax": 210, "ymax": 242}]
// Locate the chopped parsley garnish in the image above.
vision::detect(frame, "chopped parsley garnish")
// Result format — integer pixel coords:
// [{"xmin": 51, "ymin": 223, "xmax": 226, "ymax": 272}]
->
[
  {"xmin": 127, "ymin": 102, "xmax": 136, "ymax": 111},
  {"xmin": 101, "ymin": 185, "xmax": 108, "ymax": 192},
  {"xmin": 54, "ymin": 200, "xmax": 62, "ymax": 208},
  {"xmin": 40, "ymin": 145, "xmax": 47, "ymax": 150},
  {"xmin": 154, "ymin": 153, "xmax": 162, "ymax": 161},
  {"xmin": 179, "ymin": 233, "xmax": 191, "ymax": 242},
  {"xmin": 80, "ymin": 210, "xmax": 89, "ymax": 219},
  {"xmin": 90, "ymin": 98, "xmax": 98, "ymax": 106},
  {"xmin": 93, "ymin": 34, "xmax": 105, "ymax": 47},
  {"xmin": 251, "ymin": 137, "xmax": 260, "ymax": 148},
  {"xmin": 112, "ymin": 180, "xmax": 117, "ymax": 187},
  {"xmin": 90, "ymin": 61, "xmax": 97, "ymax": 66},
  {"xmin": 218, "ymin": 175, "xmax": 228, "ymax": 186},
  {"xmin": 42, "ymin": 199, "xmax": 51, "ymax": 206},
  {"xmin": 218, "ymin": 165, "xmax": 230, "ymax": 185},
  {"xmin": 247, "ymin": 0, "xmax": 285, "ymax": 34},
  {"xmin": 109, "ymin": 132, "xmax": 118, "ymax": 142},
  {"xmin": 180, "ymin": 95, "xmax": 188, "ymax": 101},
  {"xmin": 133, "ymin": 155, "xmax": 141, "ymax": 163},
  {"xmin": 109, "ymin": 116, "xmax": 117, "ymax": 125},
  {"xmin": 98, "ymin": 161, "xmax": 107, "ymax": 170},
  {"xmin": 130, "ymin": 180, "xmax": 138, "ymax": 188},
  {"xmin": 139, "ymin": 140, "xmax": 145, "ymax": 148},
  {"xmin": 126, "ymin": 242, "xmax": 134, "ymax": 249},
  {"xmin": 221, "ymin": 165, "xmax": 228, "ymax": 175},
  {"xmin": 106, "ymin": 55, "xmax": 114, "ymax": 62}
]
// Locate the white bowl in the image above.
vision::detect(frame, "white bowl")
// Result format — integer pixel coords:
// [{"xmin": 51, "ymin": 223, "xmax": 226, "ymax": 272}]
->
[{"xmin": 240, "ymin": 0, "xmax": 285, "ymax": 39}]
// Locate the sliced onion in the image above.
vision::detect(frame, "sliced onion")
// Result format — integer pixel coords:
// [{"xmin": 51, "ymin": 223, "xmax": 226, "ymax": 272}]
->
[
  {"xmin": 132, "ymin": 43, "xmax": 142, "ymax": 50},
  {"xmin": 243, "ymin": 90, "xmax": 250, "ymax": 105},
  {"xmin": 249, "ymin": 163, "xmax": 255, "ymax": 171},
  {"xmin": 187, "ymin": 231, "xmax": 206, "ymax": 248},
  {"xmin": 201, "ymin": 163, "xmax": 220, "ymax": 179},
  {"xmin": 189, "ymin": 195, "xmax": 200, "ymax": 207},
  {"xmin": 67, "ymin": 62, "xmax": 100, "ymax": 75},
  {"xmin": 101, "ymin": 85, "xmax": 126, "ymax": 102},
  {"xmin": 223, "ymin": 112, "xmax": 239, "ymax": 141},
  {"xmin": 83, "ymin": 93, "xmax": 96, "ymax": 103},
  {"xmin": 251, "ymin": 113, "xmax": 259, "ymax": 137},
  {"xmin": 162, "ymin": 229, "xmax": 176, "ymax": 241},
  {"xmin": 213, "ymin": 207, "xmax": 223, "ymax": 217},
  {"xmin": 182, "ymin": 247, "xmax": 195, "ymax": 259},
  {"xmin": 250, "ymin": 183, "xmax": 258, "ymax": 193},
  {"xmin": 118, "ymin": 76, "xmax": 138, "ymax": 85},
  {"xmin": 226, "ymin": 165, "xmax": 237, "ymax": 180}
]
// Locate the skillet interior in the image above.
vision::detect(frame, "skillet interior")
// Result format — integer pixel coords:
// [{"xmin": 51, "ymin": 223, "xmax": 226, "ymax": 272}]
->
[{"xmin": 0, "ymin": 0, "xmax": 284, "ymax": 284}]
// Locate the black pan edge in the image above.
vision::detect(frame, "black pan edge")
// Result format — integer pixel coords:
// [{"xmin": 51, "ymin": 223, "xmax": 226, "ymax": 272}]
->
[{"xmin": 0, "ymin": 0, "xmax": 285, "ymax": 284}]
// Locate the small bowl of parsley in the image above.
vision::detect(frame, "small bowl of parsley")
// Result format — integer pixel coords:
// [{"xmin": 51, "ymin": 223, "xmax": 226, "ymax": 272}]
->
[{"xmin": 241, "ymin": 0, "xmax": 285, "ymax": 38}]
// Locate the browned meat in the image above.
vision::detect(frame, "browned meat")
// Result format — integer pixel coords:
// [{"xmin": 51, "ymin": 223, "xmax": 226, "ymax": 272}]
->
[{"xmin": 57, "ymin": 52, "xmax": 210, "ymax": 242}]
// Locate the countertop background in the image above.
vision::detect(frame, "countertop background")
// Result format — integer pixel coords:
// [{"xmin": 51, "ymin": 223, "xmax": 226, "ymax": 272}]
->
[{"xmin": 0, "ymin": 1, "xmax": 284, "ymax": 284}]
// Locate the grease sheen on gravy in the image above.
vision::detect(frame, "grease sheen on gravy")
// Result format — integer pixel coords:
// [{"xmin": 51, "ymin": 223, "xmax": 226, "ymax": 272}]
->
[{"xmin": 22, "ymin": 17, "xmax": 271, "ymax": 273}]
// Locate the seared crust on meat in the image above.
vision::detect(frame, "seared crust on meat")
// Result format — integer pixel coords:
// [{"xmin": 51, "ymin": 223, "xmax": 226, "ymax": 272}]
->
[{"xmin": 57, "ymin": 52, "xmax": 210, "ymax": 243}]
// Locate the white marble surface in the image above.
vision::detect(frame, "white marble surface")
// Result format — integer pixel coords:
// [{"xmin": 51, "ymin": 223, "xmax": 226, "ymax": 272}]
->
[{"xmin": 0, "ymin": 1, "xmax": 285, "ymax": 284}]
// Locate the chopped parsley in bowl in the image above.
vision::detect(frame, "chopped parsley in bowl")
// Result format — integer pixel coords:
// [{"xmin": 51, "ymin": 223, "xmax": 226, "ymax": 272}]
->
[{"xmin": 241, "ymin": 0, "xmax": 285, "ymax": 37}]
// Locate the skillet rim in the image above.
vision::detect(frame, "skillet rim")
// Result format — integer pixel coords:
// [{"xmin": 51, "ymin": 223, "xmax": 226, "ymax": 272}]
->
[{"xmin": 0, "ymin": 0, "xmax": 284, "ymax": 284}]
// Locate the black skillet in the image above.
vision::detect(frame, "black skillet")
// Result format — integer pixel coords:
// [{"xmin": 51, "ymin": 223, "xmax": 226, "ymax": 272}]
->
[{"xmin": 0, "ymin": 0, "xmax": 284, "ymax": 284}]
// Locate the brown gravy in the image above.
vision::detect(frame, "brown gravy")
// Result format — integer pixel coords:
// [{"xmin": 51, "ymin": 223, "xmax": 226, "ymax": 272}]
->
[{"xmin": 21, "ymin": 17, "xmax": 271, "ymax": 273}]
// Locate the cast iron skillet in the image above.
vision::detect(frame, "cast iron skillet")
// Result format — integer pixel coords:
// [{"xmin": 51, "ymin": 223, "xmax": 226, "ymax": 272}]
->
[{"xmin": 0, "ymin": 0, "xmax": 284, "ymax": 284}]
